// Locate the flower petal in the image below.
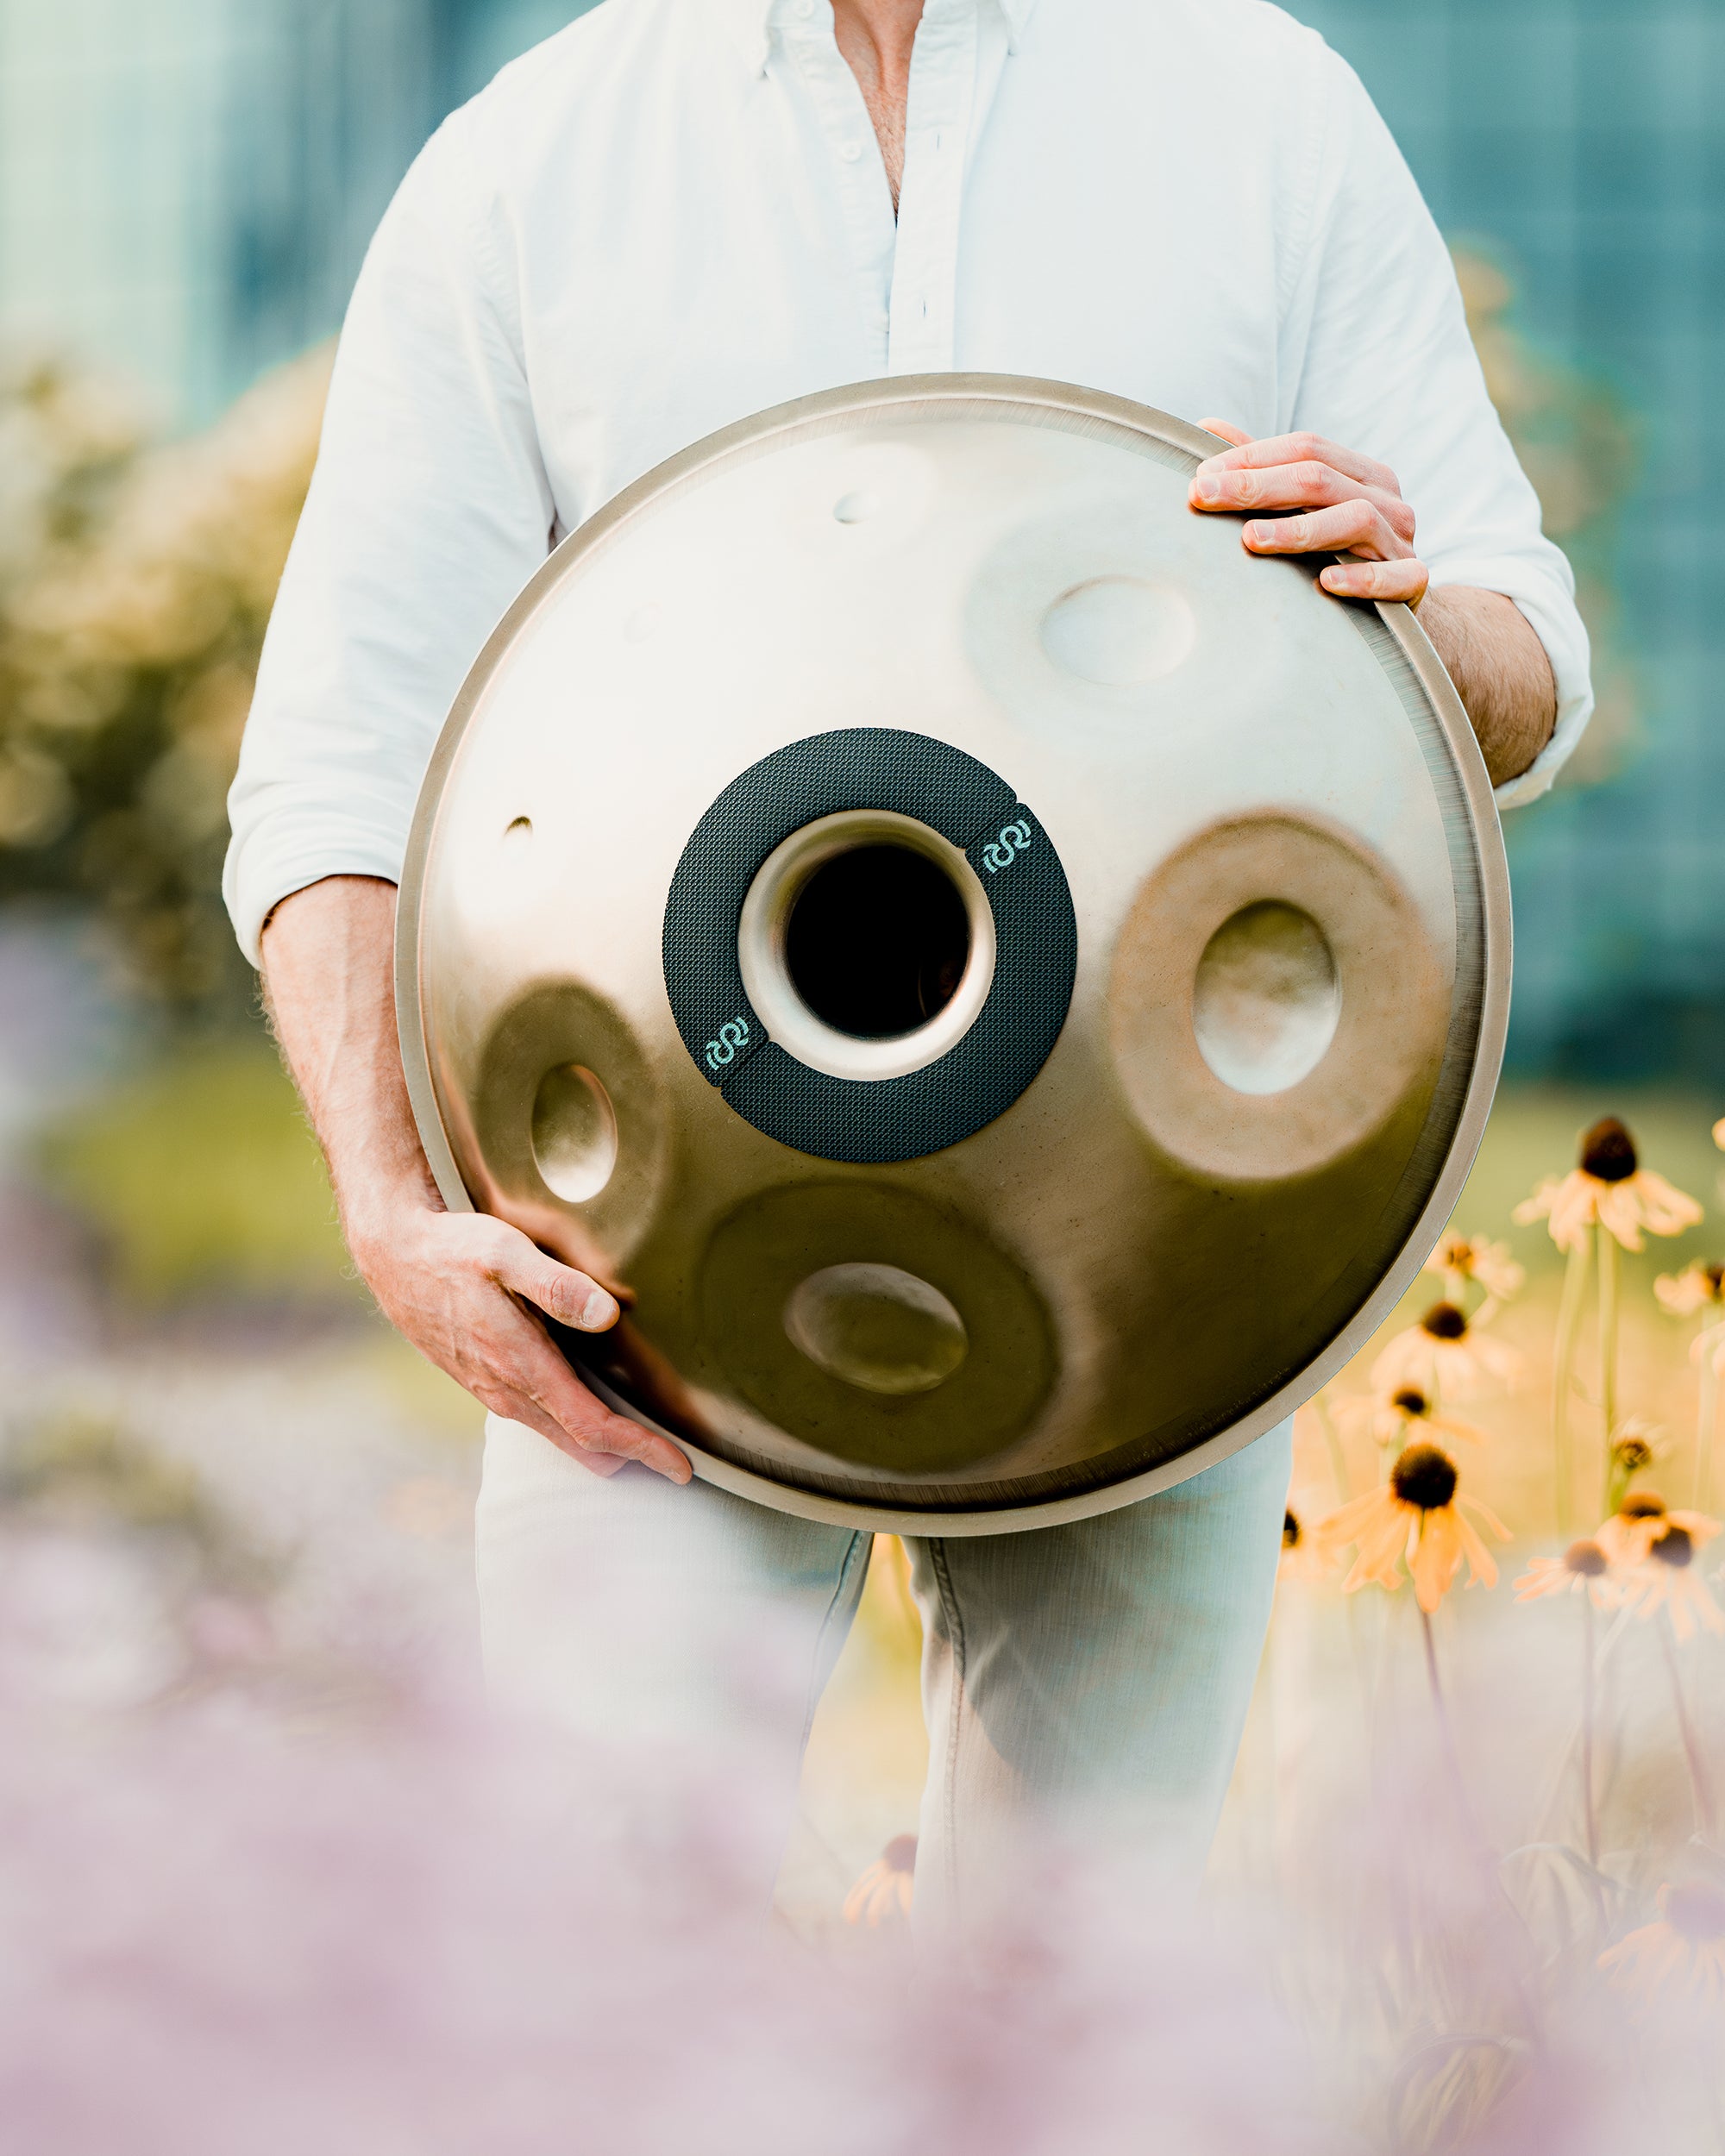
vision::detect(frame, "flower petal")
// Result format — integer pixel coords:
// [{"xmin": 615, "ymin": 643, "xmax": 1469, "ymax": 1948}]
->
[
  {"xmin": 1547, "ymin": 1172, "xmax": 1602, "ymax": 1253},
  {"xmin": 1411, "ymin": 1510, "xmax": 1465, "ymax": 1612},
  {"xmin": 1452, "ymin": 1506, "xmax": 1501, "ymax": 1592},
  {"xmin": 1634, "ymin": 1169, "xmax": 1704, "ymax": 1238}
]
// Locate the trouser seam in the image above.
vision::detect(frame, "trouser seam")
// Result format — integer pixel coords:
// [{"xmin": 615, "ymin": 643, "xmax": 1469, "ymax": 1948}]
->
[
  {"xmin": 797, "ymin": 1530, "xmax": 869, "ymax": 1757},
  {"xmin": 928, "ymin": 1538, "xmax": 967, "ymax": 1924}
]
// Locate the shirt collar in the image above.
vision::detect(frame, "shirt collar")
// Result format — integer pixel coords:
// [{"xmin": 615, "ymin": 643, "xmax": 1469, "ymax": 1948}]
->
[{"xmin": 712, "ymin": 0, "xmax": 1038, "ymax": 76}]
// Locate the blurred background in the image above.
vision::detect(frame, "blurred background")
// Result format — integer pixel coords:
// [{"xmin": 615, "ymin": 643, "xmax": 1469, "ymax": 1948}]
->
[{"xmin": 1, "ymin": 0, "xmax": 1722, "ymax": 1934}]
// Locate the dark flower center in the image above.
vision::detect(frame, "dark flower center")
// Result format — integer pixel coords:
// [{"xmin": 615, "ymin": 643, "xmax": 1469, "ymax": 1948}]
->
[
  {"xmin": 1564, "ymin": 1539, "xmax": 1609, "ymax": 1578},
  {"xmin": 1651, "ymin": 1526, "xmax": 1695, "ymax": 1570},
  {"xmin": 1580, "ymin": 1117, "xmax": 1638, "ymax": 1182},
  {"xmin": 1393, "ymin": 1388, "xmax": 1429, "ymax": 1416},
  {"xmin": 883, "ymin": 1834, "xmax": 918, "ymax": 1873},
  {"xmin": 1283, "ymin": 1509, "xmax": 1302, "ymax": 1549},
  {"xmin": 1665, "ymin": 1883, "xmax": 1725, "ymax": 1940},
  {"xmin": 1708, "ymin": 1265, "xmax": 1725, "ymax": 1297},
  {"xmin": 1620, "ymin": 1492, "xmax": 1668, "ymax": 1521},
  {"xmin": 1421, "ymin": 1303, "xmax": 1468, "ymax": 1341},
  {"xmin": 1392, "ymin": 1444, "xmax": 1458, "ymax": 1512}
]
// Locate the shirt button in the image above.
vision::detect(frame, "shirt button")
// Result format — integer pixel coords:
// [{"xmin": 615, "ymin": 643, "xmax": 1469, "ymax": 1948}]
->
[{"xmin": 839, "ymin": 141, "xmax": 862, "ymax": 162}]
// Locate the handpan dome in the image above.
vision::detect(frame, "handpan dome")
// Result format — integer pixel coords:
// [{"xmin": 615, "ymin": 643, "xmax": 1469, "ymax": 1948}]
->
[{"xmin": 398, "ymin": 376, "xmax": 1509, "ymax": 1534}]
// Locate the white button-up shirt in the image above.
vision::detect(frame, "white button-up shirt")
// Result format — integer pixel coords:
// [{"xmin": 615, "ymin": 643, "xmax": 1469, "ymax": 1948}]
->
[{"xmin": 224, "ymin": 0, "xmax": 1592, "ymax": 963}]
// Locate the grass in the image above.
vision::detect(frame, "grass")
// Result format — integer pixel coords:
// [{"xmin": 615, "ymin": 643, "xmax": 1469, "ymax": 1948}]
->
[{"xmin": 34, "ymin": 1037, "xmax": 358, "ymax": 1307}]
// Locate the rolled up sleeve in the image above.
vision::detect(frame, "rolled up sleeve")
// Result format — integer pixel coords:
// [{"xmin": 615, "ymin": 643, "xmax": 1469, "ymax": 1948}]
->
[
  {"xmin": 1280, "ymin": 47, "xmax": 1593, "ymax": 808},
  {"xmin": 223, "ymin": 111, "xmax": 553, "ymax": 965}
]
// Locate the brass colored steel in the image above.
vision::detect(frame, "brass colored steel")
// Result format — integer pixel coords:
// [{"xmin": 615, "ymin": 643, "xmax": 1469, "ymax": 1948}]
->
[{"xmin": 398, "ymin": 375, "xmax": 1510, "ymax": 1535}]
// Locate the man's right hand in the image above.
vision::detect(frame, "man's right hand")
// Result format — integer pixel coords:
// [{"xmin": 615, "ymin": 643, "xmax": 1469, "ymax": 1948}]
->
[{"xmin": 260, "ymin": 875, "xmax": 692, "ymax": 1485}]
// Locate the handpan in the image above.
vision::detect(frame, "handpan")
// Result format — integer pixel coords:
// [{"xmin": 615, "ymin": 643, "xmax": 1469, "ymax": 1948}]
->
[{"xmin": 398, "ymin": 376, "xmax": 1509, "ymax": 1533}]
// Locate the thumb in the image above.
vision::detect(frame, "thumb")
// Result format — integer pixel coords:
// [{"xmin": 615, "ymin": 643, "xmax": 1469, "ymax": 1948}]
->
[
  {"xmin": 1197, "ymin": 417, "xmax": 1255, "ymax": 448},
  {"xmin": 490, "ymin": 1233, "xmax": 620, "ymax": 1332}
]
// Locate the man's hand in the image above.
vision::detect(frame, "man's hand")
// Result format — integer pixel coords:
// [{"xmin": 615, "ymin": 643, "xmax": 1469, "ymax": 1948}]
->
[
  {"xmin": 1188, "ymin": 419, "xmax": 1558, "ymax": 786},
  {"xmin": 261, "ymin": 874, "xmax": 691, "ymax": 1485},
  {"xmin": 1189, "ymin": 419, "xmax": 1429, "ymax": 606}
]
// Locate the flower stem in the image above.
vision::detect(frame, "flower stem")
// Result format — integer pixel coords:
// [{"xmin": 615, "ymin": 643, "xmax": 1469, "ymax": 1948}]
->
[
  {"xmin": 1551, "ymin": 1237, "xmax": 1590, "ymax": 1539},
  {"xmin": 1596, "ymin": 1224, "xmax": 1619, "ymax": 1521},
  {"xmin": 1696, "ymin": 1330, "xmax": 1722, "ymax": 1514},
  {"xmin": 1658, "ymin": 1620, "xmax": 1717, "ymax": 1843},
  {"xmin": 1580, "ymin": 1595, "xmax": 1597, "ymax": 1868}
]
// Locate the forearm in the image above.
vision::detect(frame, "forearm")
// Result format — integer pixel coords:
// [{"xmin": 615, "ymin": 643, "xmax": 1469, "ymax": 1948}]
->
[
  {"xmin": 260, "ymin": 874, "xmax": 436, "ymax": 1253},
  {"xmin": 258, "ymin": 874, "xmax": 686, "ymax": 1479},
  {"xmin": 1419, "ymin": 586, "xmax": 1557, "ymax": 790}
]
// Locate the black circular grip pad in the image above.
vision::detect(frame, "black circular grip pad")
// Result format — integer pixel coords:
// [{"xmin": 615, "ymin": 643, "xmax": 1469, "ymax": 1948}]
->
[{"xmin": 662, "ymin": 728, "xmax": 1077, "ymax": 1163}]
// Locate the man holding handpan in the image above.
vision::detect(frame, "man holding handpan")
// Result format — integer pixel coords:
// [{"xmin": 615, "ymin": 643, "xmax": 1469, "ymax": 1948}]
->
[{"xmin": 227, "ymin": 0, "xmax": 1590, "ymax": 1926}]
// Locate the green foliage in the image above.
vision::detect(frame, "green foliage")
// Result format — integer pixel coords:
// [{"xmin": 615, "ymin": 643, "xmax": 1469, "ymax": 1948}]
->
[
  {"xmin": 0, "ymin": 346, "xmax": 331, "ymax": 1019},
  {"xmin": 34, "ymin": 1041, "xmax": 360, "ymax": 1305}
]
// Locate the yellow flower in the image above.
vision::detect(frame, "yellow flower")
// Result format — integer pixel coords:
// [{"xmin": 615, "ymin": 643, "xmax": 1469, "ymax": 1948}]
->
[
  {"xmin": 1655, "ymin": 1261, "xmax": 1725, "ymax": 1318},
  {"xmin": 1279, "ymin": 1507, "xmax": 1335, "ymax": 1583},
  {"xmin": 844, "ymin": 1834, "xmax": 916, "ymax": 1927},
  {"xmin": 1426, "ymin": 1232, "xmax": 1525, "ymax": 1305},
  {"xmin": 1599, "ymin": 1883, "xmax": 1725, "ymax": 2014},
  {"xmin": 1624, "ymin": 1520, "xmax": 1725, "ymax": 1643},
  {"xmin": 1594, "ymin": 1489, "xmax": 1721, "ymax": 1567},
  {"xmin": 1314, "ymin": 1444, "xmax": 1509, "ymax": 1614},
  {"xmin": 1513, "ymin": 1538, "xmax": 1622, "ymax": 1610},
  {"xmin": 1370, "ymin": 1302, "xmax": 1520, "ymax": 1403},
  {"xmin": 1336, "ymin": 1384, "xmax": 1486, "ymax": 1451},
  {"xmin": 1514, "ymin": 1117, "xmax": 1702, "ymax": 1254}
]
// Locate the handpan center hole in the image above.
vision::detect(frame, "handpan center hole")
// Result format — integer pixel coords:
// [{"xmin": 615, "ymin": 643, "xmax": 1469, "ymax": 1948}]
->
[
  {"xmin": 1193, "ymin": 900, "xmax": 1339, "ymax": 1096},
  {"xmin": 784, "ymin": 843, "xmax": 971, "ymax": 1042},
  {"xmin": 784, "ymin": 1262, "xmax": 969, "ymax": 1395}
]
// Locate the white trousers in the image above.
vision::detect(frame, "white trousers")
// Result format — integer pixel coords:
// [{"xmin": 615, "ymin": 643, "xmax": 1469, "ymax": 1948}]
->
[{"xmin": 476, "ymin": 1414, "xmax": 1290, "ymax": 1932}]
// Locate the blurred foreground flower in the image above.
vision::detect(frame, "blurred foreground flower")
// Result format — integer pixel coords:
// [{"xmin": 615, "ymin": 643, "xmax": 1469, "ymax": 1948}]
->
[
  {"xmin": 1625, "ymin": 1520, "xmax": 1725, "ymax": 1644},
  {"xmin": 1595, "ymin": 1491, "xmax": 1719, "ymax": 1569},
  {"xmin": 1514, "ymin": 1539, "xmax": 1620, "ymax": 1610},
  {"xmin": 1371, "ymin": 1301, "xmax": 1520, "ymax": 1404},
  {"xmin": 1427, "ymin": 1232, "xmax": 1524, "ymax": 1310},
  {"xmin": 1599, "ymin": 1883, "xmax": 1725, "ymax": 2016},
  {"xmin": 1316, "ymin": 1444, "xmax": 1508, "ymax": 1613},
  {"xmin": 1337, "ymin": 1382, "xmax": 1486, "ymax": 1456},
  {"xmin": 844, "ymin": 1834, "xmax": 917, "ymax": 1927},
  {"xmin": 1278, "ymin": 1507, "xmax": 1333, "ymax": 1584},
  {"xmin": 1515, "ymin": 1118, "xmax": 1702, "ymax": 1254},
  {"xmin": 1657, "ymin": 1262, "xmax": 1725, "ymax": 1318}
]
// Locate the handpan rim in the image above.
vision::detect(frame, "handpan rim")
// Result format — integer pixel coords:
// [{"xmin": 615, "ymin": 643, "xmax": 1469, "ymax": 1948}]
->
[{"xmin": 396, "ymin": 372, "xmax": 1511, "ymax": 1535}]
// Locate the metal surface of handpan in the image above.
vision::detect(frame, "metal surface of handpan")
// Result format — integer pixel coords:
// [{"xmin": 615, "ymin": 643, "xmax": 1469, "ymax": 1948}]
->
[{"xmin": 398, "ymin": 375, "xmax": 1510, "ymax": 1535}]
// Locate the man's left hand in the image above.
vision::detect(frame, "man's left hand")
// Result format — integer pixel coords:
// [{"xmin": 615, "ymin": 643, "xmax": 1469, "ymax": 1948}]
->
[{"xmin": 1188, "ymin": 420, "xmax": 1430, "ymax": 608}]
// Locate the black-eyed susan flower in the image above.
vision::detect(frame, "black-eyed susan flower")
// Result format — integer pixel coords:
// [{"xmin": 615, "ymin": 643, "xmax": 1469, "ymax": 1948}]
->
[
  {"xmin": 1655, "ymin": 1261, "xmax": 1725, "ymax": 1318},
  {"xmin": 1625, "ymin": 1520, "xmax": 1725, "ymax": 1643},
  {"xmin": 1315, "ymin": 1444, "xmax": 1509, "ymax": 1614},
  {"xmin": 1513, "ymin": 1539, "xmax": 1621, "ymax": 1609},
  {"xmin": 1594, "ymin": 1489, "xmax": 1720, "ymax": 1568},
  {"xmin": 1426, "ymin": 1232, "xmax": 1525, "ymax": 1307},
  {"xmin": 1337, "ymin": 1383, "xmax": 1487, "ymax": 1453},
  {"xmin": 1599, "ymin": 1882, "xmax": 1725, "ymax": 2014},
  {"xmin": 1370, "ymin": 1301, "xmax": 1520, "ymax": 1403},
  {"xmin": 1279, "ymin": 1507, "xmax": 1334, "ymax": 1583},
  {"xmin": 844, "ymin": 1834, "xmax": 916, "ymax": 1927},
  {"xmin": 1515, "ymin": 1117, "xmax": 1702, "ymax": 1255}
]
